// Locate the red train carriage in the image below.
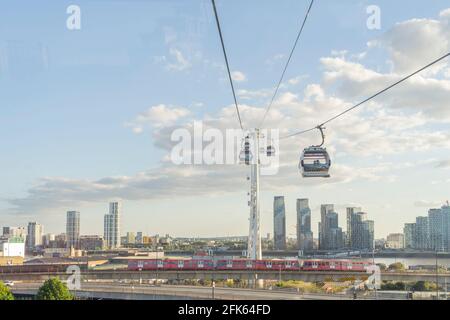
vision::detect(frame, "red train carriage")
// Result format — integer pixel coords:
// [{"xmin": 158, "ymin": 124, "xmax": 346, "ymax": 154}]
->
[
  {"xmin": 216, "ymin": 259, "xmax": 301, "ymax": 271},
  {"xmin": 128, "ymin": 259, "xmax": 214, "ymax": 271},
  {"xmin": 300, "ymin": 259, "xmax": 371, "ymax": 271},
  {"xmin": 128, "ymin": 258, "xmax": 371, "ymax": 272},
  {"xmin": 176, "ymin": 259, "xmax": 214, "ymax": 270},
  {"xmin": 216, "ymin": 259, "xmax": 252, "ymax": 270},
  {"xmin": 254, "ymin": 259, "xmax": 301, "ymax": 271}
]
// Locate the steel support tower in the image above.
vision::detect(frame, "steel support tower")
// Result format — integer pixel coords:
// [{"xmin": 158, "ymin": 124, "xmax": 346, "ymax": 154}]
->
[{"xmin": 247, "ymin": 129, "xmax": 262, "ymax": 260}]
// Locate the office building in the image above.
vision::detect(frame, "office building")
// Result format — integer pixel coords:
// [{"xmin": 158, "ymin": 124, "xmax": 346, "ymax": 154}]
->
[
  {"xmin": 415, "ymin": 216, "xmax": 429, "ymax": 250},
  {"xmin": 104, "ymin": 201, "xmax": 121, "ymax": 249},
  {"xmin": 297, "ymin": 199, "xmax": 313, "ymax": 251},
  {"xmin": 2, "ymin": 227, "xmax": 26, "ymax": 240},
  {"xmin": 42, "ymin": 233, "xmax": 55, "ymax": 248},
  {"xmin": 319, "ymin": 205, "xmax": 344, "ymax": 250},
  {"xmin": 404, "ymin": 223, "xmax": 416, "ymax": 249},
  {"xmin": 80, "ymin": 235, "xmax": 104, "ymax": 250},
  {"xmin": 142, "ymin": 236, "xmax": 153, "ymax": 245},
  {"xmin": 273, "ymin": 196, "xmax": 286, "ymax": 250},
  {"xmin": 402, "ymin": 203, "xmax": 450, "ymax": 252},
  {"xmin": 428, "ymin": 205, "xmax": 450, "ymax": 252},
  {"xmin": 346, "ymin": 207, "xmax": 362, "ymax": 248},
  {"xmin": 53, "ymin": 233, "xmax": 67, "ymax": 248},
  {"xmin": 0, "ymin": 236, "xmax": 25, "ymax": 258},
  {"xmin": 66, "ymin": 211, "xmax": 80, "ymax": 249},
  {"xmin": 346, "ymin": 209, "xmax": 374, "ymax": 250},
  {"xmin": 136, "ymin": 232, "xmax": 143, "ymax": 244},
  {"xmin": 362, "ymin": 220, "xmax": 375, "ymax": 250},
  {"xmin": 386, "ymin": 233, "xmax": 405, "ymax": 249},
  {"xmin": 26, "ymin": 222, "xmax": 43, "ymax": 249},
  {"xmin": 126, "ymin": 232, "xmax": 136, "ymax": 245}
]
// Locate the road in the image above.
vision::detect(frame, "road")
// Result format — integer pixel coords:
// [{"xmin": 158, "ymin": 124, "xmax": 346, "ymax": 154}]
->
[{"xmin": 11, "ymin": 282, "xmax": 357, "ymax": 300}]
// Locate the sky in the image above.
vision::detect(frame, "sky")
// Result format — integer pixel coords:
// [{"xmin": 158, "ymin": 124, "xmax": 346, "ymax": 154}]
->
[{"xmin": 1, "ymin": 0, "xmax": 450, "ymax": 239}]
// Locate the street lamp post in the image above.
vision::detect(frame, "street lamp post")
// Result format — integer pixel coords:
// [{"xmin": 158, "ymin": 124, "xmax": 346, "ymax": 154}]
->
[
  {"xmin": 436, "ymin": 251, "xmax": 439, "ymax": 300},
  {"xmin": 444, "ymin": 277, "xmax": 448, "ymax": 300},
  {"xmin": 155, "ymin": 247, "xmax": 159, "ymax": 286},
  {"xmin": 278, "ymin": 265, "xmax": 282, "ymax": 284},
  {"xmin": 372, "ymin": 241, "xmax": 378, "ymax": 300}
]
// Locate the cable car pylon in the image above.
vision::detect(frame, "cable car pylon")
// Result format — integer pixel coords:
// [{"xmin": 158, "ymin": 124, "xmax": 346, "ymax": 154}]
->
[
  {"xmin": 246, "ymin": 129, "xmax": 262, "ymax": 260},
  {"xmin": 211, "ymin": 0, "xmax": 314, "ymax": 264}
]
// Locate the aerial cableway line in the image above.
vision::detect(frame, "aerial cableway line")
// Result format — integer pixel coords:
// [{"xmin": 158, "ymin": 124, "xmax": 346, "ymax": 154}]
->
[
  {"xmin": 281, "ymin": 52, "xmax": 450, "ymax": 140},
  {"xmin": 211, "ymin": 0, "xmax": 244, "ymax": 130},
  {"xmin": 259, "ymin": 0, "xmax": 315, "ymax": 128}
]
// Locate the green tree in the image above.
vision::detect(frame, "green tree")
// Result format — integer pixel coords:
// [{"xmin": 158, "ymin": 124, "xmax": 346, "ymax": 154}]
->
[
  {"xmin": 381, "ymin": 281, "xmax": 406, "ymax": 291},
  {"xmin": 0, "ymin": 281, "xmax": 14, "ymax": 300},
  {"xmin": 388, "ymin": 262, "xmax": 405, "ymax": 271},
  {"xmin": 36, "ymin": 278, "xmax": 74, "ymax": 300},
  {"xmin": 411, "ymin": 281, "xmax": 440, "ymax": 292}
]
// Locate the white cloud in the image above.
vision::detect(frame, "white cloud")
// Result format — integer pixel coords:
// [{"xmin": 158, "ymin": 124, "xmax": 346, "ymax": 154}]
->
[
  {"xmin": 126, "ymin": 104, "xmax": 190, "ymax": 132},
  {"xmin": 163, "ymin": 27, "xmax": 177, "ymax": 45},
  {"xmin": 368, "ymin": 15, "xmax": 450, "ymax": 74},
  {"xmin": 231, "ymin": 71, "xmax": 247, "ymax": 82},
  {"xmin": 191, "ymin": 102, "xmax": 204, "ymax": 108},
  {"xmin": 8, "ymin": 8, "xmax": 450, "ymax": 216},
  {"xmin": 439, "ymin": 8, "xmax": 450, "ymax": 20},
  {"xmin": 237, "ymin": 88, "xmax": 272, "ymax": 100},
  {"xmin": 351, "ymin": 52, "xmax": 367, "ymax": 61},
  {"xmin": 8, "ymin": 159, "xmax": 394, "ymax": 214},
  {"xmin": 445, "ymin": 68, "xmax": 450, "ymax": 78},
  {"xmin": 132, "ymin": 127, "xmax": 143, "ymax": 134},
  {"xmin": 265, "ymin": 53, "xmax": 285, "ymax": 65},
  {"xmin": 414, "ymin": 200, "xmax": 443, "ymax": 208},
  {"xmin": 319, "ymin": 57, "xmax": 450, "ymax": 121},
  {"xmin": 331, "ymin": 50, "xmax": 348, "ymax": 58},
  {"xmin": 287, "ymin": 75, "xmax": 308, "ymax": 85},
  {"xmin": 167, "ymin": 48, "xmax": 191, "ymax": 71},
  {"xmin": 435, "ymin": 159, "xmax": 450, "ymax": 169}
]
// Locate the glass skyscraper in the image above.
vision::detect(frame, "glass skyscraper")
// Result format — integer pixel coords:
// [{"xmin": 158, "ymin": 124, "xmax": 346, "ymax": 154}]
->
[
  {"xmin": 273, "ymin": 196, "xmax": 286, "ymax": 250},
  {"xmin": 104, "ymin": 201, "xmax": 121, "ymax": 249},
  {"xmin": 319, "ymin": 204, "xmax": 344, "ymax": 250},
  {"xmin": 346, "ymin": 207, "xmax": 362, "ymax": 248},
  {"xmin": 66, "ymin": 211, "xmax": 80, "ymax": 249},
  {"xmin": 297, "ymin": 199, "xmax": 313, "ymax": 251},
  {"xmin": 403, "ymin": 223, "xmax": 416, "ymax": 249},
  {"xmin": 346, "ymin": 209, "xmax": 374, "ymax": 250}
]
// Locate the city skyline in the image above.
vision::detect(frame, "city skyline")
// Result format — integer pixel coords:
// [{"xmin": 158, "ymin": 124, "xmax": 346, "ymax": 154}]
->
[
  {"xmin": 2, "ymin": 199, "xmax": 450, "ymax": 243},
  {"xmin": 1, "ymin": 1, "xmax": 450, "ymax": 238}
]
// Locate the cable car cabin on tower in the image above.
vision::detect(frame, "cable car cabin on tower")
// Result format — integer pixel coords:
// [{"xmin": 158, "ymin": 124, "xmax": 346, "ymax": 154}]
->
[
  {"xmin": 266, "ymin": 145, "xmax": 275, "ymax": 157},
  {"xmin": 239, "ymin": 136, "xmax": 252, "ymax": 165}
]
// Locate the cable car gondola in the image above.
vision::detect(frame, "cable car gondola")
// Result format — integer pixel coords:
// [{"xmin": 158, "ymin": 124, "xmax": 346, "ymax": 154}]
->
[{"xmin": 299, "ymin": 126, "xmax": 331, "ymax": 178}]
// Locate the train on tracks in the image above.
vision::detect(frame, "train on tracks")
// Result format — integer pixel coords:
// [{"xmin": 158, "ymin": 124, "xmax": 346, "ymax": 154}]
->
[{"xmin": 128, "ymin": 259, "xmax": 373, "ymax": 272}]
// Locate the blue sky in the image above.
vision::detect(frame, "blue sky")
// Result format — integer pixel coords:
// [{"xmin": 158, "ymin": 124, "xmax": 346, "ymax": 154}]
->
[{"xmin": 1, "ymin": 0, "xmax": 450, "ymax": 238}]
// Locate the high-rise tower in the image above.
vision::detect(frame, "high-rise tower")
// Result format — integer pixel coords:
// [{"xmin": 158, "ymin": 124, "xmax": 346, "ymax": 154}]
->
[{"xmin": 104, "ymin": 201, "xmax": 121, "ymax": 249}]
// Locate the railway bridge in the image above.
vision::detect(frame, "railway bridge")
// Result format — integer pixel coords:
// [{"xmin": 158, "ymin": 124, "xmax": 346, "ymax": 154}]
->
[{"xmin": 1, "ymin": 269, "xmax": 449, "ymax": 283}]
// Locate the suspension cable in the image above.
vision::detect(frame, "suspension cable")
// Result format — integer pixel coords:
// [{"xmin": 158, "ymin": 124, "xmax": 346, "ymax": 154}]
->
[
  {"xmin": 259, "ymin": 0, "xmax": 315, "ymax": 128},
  {"xmin": 280, "ymin": 52, "xmax": 450, "ymax": 139},
  {"xmin": 211, "ymin": 0, "xmax": 244, "ymax": 130}
]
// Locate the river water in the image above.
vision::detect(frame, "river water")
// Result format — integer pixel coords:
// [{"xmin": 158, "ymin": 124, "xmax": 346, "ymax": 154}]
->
[{"xmin": 374, "ymin": 257, "xmax": 450, "ymax": 268}]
